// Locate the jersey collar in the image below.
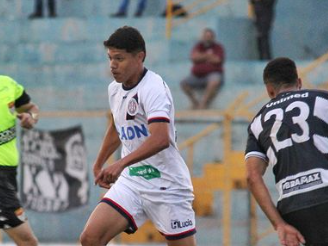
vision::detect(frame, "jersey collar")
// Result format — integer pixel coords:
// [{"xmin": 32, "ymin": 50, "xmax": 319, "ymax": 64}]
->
[{"xmin": 122, "ymin": 68, "xmax": 148, "ymax": 91}]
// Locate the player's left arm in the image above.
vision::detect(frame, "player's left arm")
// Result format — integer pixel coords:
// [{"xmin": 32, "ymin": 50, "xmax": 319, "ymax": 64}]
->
[{"xmin": 95, "ymin": 122, "xmax": 170, "ymax": 186}]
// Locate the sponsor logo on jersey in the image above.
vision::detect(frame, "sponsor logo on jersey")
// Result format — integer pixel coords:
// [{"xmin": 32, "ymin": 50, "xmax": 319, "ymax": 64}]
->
[
  {"xmin": 129, "ymin": 165, "xmax": 161, "ymax": 180},
  {"xmin": 0, "ymin": 126, "xmax": 16, "ymax": 145},
  {"xmin": 119, "ymin": 124, "xmax": 148, "ymax": 140},
  {"xmin": 171, "ymin": 219, "xmax": 193, "ymax": 229},
  {"xmin": 282, "ymin": 172, "xmax": 322, "ymax": 194},
  {"xmin": 266, "ymin": 92, "xmax": 309, "ymax": 108}
]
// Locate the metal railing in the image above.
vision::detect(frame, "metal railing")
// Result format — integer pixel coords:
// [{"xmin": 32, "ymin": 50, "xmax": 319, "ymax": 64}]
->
[
  {"xmin": 176, "ymin": 92, "xmax": 258, "ymax": 246},
  {"xmin": 165, "ymin": 0, "xmax": 229, "ymax": 38}
]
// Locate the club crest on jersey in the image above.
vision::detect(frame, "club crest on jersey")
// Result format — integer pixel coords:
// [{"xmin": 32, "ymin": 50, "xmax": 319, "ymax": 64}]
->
[
  {"xmin": 126, "ymin": 93, "xmax": 139, "ymax": 120},
  {"xmin": 127, "ymin": 98, "xmax": 138, "ymax": 116}
]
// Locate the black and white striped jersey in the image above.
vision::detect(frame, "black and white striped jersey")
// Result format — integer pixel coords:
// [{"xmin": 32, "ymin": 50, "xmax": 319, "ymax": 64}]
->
[{"xmin": 245, "ymin": 89, "xmax": 328, "ymax": 215}]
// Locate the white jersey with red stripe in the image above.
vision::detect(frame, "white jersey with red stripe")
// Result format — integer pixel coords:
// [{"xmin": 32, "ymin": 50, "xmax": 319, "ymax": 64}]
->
[{"xmin": 108, "ymin": 68, "xmax": 193, "ymax": 192}]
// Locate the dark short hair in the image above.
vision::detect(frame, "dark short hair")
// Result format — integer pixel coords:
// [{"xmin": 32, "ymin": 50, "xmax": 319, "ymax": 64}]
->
[
  {"xmin": 263, "ymin": 57, "xmax": 298, "ymax": 87},
  {"xmin": 103, "ymin": 26, "xmax": 146, "ymax": 61}
]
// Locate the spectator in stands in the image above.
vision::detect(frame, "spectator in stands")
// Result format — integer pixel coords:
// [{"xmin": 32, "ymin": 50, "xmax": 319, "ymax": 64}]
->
[
  {"xmin": 29, "ymin": 0, "xmax": 57, "ymax": 19},
  {"xmin": 0, "ymin": 75, "xmax": 39, "ymax": 245},
  {"xmin": 180, "ymin": 28, "xmax": 225, "ymax": 109},
  {"xmin": 249, "ymin": 0, "xmax": 276, "ymax": 60},
  {"xmin": 111, "ymin": 0, "xmax": 147, "ymax": 17}
]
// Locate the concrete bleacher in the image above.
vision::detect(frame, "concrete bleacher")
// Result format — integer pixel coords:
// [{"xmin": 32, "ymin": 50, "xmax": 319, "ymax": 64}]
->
[
  {"xmin": 0, "ymin": 0, "xmax": 247, "ymax": 19},
  {"xmin": 1, "ymin": 0, "xmax": 328, "ymax": 245}
]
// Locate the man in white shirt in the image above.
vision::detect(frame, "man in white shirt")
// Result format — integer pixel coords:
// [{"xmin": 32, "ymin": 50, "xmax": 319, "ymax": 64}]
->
[{"xmin": 80, "ymin": 26, "xmax": 197, "ymax": 246}]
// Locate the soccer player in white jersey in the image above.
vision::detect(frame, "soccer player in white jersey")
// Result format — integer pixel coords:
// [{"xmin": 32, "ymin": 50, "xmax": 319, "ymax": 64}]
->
[
  {"xmin": 80, "ymin": 26, "xmax": 197, "ymax": 246},
  {"xmin": 245, "ymin": 57, "xmax": 328, "ymax": 245}
]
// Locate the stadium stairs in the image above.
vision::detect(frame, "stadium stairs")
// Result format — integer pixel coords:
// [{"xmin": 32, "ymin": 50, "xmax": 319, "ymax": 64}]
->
[{"xmin": 192, "ymin": 151, "xmax": 247, "ymax": 216}]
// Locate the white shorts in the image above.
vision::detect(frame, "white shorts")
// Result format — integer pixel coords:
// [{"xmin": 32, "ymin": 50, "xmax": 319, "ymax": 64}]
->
[{"xmin": 101, "ymin": 177, "xmax": 196, "ymax": 240}]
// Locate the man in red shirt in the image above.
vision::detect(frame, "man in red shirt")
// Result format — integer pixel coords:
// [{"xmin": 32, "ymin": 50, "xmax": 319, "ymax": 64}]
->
[{"xmin": 181, "ymin": 28, "xmax": 225, "ymax": 109}]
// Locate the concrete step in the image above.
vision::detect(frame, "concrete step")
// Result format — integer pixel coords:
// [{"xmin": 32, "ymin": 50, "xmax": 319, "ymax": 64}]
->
[{"xmin": 0, "ymin": 0, "xmax": 248, "ymax": 20}]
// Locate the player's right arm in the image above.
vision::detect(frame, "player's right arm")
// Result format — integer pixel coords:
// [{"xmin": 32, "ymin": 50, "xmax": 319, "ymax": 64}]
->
[
  {"xmin": 246, "ymin": 156, "xmax": 305, "ymax": 246},
  {"xmin": 93, "ymin": 113, "xmax": 121, "ymax": 184}
]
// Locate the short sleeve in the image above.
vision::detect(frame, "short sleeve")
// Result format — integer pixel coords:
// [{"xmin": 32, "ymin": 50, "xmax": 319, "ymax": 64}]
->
[
  {"xmin": 245, "ymin": 123, "xmax": 267, "ymax": 162},
  {"xmin": 141, "ymin": 80, "xmax": 171, "ymax": 124},
  {"xmin": 5, "ymin": 77, "xmax": 31, "ymax": 107},
  {"xmin": 9, "ymin": 77, "xmax": 25, "ymax": 100}
]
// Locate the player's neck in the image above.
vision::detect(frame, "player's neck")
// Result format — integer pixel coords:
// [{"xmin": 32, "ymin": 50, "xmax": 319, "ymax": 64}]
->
[
  {"xmin": 276, "ymin": 86, "xmax": 300, "ymax": 98},
  {"xmin": 123, "ymin": 67, "xmax": 146, "ymax": 89}
]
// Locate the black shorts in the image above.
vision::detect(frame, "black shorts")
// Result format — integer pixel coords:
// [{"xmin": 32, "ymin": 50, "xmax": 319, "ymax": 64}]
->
[
  {"xmin": 282, "ymin": 202, "xmax": 328, "ymax": 246},
  {"xmin": 0, "ymin": 166, "xmax": 21, "ymax": 209},
  {"xmin": 0, "ymin": 166, "xmax": 25, "ymax": 229},
  {"xmin": 0, "ymin": 207, "xmax": 26, "ymax": 229}
]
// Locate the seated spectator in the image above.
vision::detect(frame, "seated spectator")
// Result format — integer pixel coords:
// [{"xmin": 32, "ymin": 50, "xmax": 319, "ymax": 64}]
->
[
  {"xmin": 111, "ymin": 0, "xmax": 147, "ymax": 17},
  {"xmin": 181, "ymin": 28, "xmax": 225, "ymax": 109},
  {"xmin": 29, "ymin": 0, "xmax": 57, "ymax": 19}
]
